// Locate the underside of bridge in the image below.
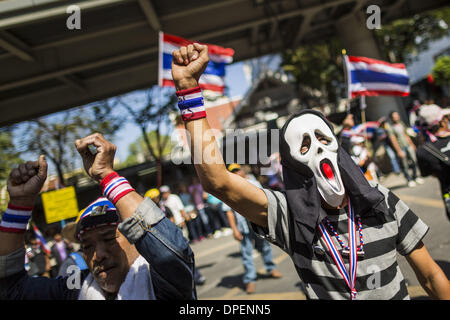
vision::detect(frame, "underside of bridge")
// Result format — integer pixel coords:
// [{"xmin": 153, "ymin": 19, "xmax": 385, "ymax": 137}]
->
[{"xmin": 0, "ymin": 0, "xmax": 447, "ymax": 126}]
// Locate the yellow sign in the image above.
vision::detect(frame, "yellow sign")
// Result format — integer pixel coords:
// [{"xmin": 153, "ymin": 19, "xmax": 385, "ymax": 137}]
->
[{"xmin": 41, "ymin": 186, "xmax": 79, "ymax": 224}]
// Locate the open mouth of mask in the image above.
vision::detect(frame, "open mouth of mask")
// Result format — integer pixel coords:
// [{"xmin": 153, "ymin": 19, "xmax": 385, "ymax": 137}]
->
[
  {"xmin": 283, "ymin": 113, "xmax": 346, "ymax": 208},
  {"xmin": 319, "ymin": 158, "xmax": 342, "ymax": 193}
]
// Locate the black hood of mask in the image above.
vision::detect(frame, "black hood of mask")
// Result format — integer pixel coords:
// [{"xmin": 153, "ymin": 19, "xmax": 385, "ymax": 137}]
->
[{"xmin": 279, "ymin": 109, "xmax": 387, "ymax": 256}]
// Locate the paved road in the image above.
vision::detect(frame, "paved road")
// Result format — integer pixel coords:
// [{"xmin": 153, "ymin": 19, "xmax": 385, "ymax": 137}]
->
[{"xmin": 191, "ymin": 175, "xmax": 450, "ymax": 300}]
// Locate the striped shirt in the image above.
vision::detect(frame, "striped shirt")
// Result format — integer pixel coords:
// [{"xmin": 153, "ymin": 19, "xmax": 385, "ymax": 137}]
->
[{"xmin": 251, "ymin": 183, "xmax": 429, "ymax": 300}]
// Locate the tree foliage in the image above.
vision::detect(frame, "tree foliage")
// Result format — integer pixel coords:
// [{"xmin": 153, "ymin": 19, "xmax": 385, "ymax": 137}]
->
[
  {"xmin": 432, "ymin": 55, "xmax": 450, "ymax": 87},
  {"xmin": 281, "ymin": 38, "xmax": 345, "ymax": 106},
  {"xmin": 0, "ymin": 130, "xmax": 22, "ymax": 181},
  {"xmin": 116, "ymin": 87, "xmax": 177, "ymax": 186},
  {"xmin": 280, "ymin": 7, "xmax": 450, "ymax": 107},
  {"xmin": 17, "ymin": 102, "xmax": 124, "ymax": 186},
  {"xmin": 0, "ymin": 130, "xmax": 22, "ymax": 212},
  {"xmin": 123, "ymin": 131, "xmax": 175, "ymax": 167},
  {"xmin": 375, "ymin": 7, "xmax": 450, "ymax": 63}
]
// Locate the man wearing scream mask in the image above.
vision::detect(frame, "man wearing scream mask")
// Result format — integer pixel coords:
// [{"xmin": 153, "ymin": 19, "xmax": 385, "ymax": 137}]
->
[
  {"xmin": 0, "ymin": 134, "xmax": 196, "ymax": 300},
  {"xmin": 171, "ymin": 43, "xmax": 450, "ymax": 300}
]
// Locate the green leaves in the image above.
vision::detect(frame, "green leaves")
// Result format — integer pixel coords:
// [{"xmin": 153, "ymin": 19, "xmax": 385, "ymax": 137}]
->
[
  {"xmin": 432, "ymin": 56, "xmax": 450, "ymax": 86},
  {"xmin": 0, "ymin": 131, "xmax": 22, "ymax": 181},
  {"xmin": 375, "ymin": 7, "xmax": 450, "ymax": 63},
  {"xmin": 281, "ymin": 38, "xmax": 344, "ymax": 104}
]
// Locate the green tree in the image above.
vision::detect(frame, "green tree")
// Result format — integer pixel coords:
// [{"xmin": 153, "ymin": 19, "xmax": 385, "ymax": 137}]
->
[
  {"xmin": 432, "ymin": 55, "xmax": 450, "ymax": 88},
  {"xmin": 375, "ymin": 7, "xmax": 450, "ymax": 63},
  {"xmin": 0, "ymin": 130, "xmax": 22, "ymax": 212},
  {"xmin": 123, "ymin": 131, "xmax": 175, "ymax": 167},
  {"xmin": 281, "ymin": 38, "xmax": 344, "ymax": 106},
  {"xmin": 281, "ymin": 7, "xmax": 450, "ymax": 107},
  {"xmin": 17, "ymin": 101, "xmax": 124, "ymax": 186},
  {"xmin": 116, "ymin": 87, "xmax": 177, "ymax": 187},
  {"xmin": 0, "ymin": 130, "xmax": 22, "ymax": 180}
]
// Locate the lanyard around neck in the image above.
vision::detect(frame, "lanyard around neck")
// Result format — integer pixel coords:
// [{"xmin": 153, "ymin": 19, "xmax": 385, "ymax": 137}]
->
[{"xmin": 318, "ymin": 199, "xmax": 358, "ymax": 300}]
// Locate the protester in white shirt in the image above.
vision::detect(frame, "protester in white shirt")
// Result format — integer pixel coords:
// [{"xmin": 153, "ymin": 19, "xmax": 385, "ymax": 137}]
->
[{"xmin": 160, "ymin": 185, "xmax": 190, "ymax": 238}]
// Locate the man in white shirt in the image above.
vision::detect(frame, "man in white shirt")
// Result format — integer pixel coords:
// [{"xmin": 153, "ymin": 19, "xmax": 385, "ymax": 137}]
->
[{"xmin": 160, "ymin": 185, "xmax": 190, "ymax": 238}]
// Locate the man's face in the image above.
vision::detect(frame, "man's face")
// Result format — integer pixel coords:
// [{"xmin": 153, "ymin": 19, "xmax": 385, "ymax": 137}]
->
[
  {"xmin": 343, "ymin": 114, "xmax": 354, "ymax": 128},
  {"xmin": 161, "ymin": 192, "xmax": 170, "ymax": 201},
  {"xmin": 54, "ymin": 234, "xmax": 63, "ymax": 242},
  {"xmin": 80, "ymin": 225, "xmax": 137, "ymax": 294},
  {"xmin": 391, "ymin": 112, "xmax": 400, "ymax": 123},
  {"xmin": 30, "ymin": 239, "xmax": 39, "ymax": 249}
]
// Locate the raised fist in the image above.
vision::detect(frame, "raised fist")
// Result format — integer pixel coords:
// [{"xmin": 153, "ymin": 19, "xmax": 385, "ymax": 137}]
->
[
  {"xmin": 74, "ymin": 133, "xmax": 116, "ymax": 182},
  {"xmin": 7, "ymin": 155, "xmax": 48, "ymax": 207},
  {"xmin": 171, "ymin": 43, "xmax": 209, "ymax": 90}
]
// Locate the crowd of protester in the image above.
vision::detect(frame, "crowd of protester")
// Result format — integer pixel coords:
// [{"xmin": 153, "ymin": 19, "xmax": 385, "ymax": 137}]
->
[
  {"xmin": 0, "ymin": 41, "xmax": 449, "ymax": 300},
  {"xmin": 337, "ymin": 100, "xmax": 448, "ymax": 191},
  {"xmin": 16, "ymin": 158, "xmax": 286, "ymax": 293},
  {"xmin": 15, "ymin": 97, "xmax": 450, "ymax": 293}
]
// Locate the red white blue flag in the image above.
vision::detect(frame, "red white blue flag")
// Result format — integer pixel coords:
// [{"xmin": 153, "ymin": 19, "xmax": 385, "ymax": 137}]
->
[
  {"xmin": 158, "ymin": 32, "xmax": 235, "ymax": 93},
  {"xmin": 32, "ymin": 224, "xmax": 51, "ymax": 255},
  {"xmin": 344, "ymin": 55, "xmax": 410, "ymax": 98}
]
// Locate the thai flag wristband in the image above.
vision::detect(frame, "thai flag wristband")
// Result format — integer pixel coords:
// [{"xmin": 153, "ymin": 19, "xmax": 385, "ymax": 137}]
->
[
  {"xmin": 100, "ymin": 172, "xmax": 135, "ymax": 205},
  {"xmin": 0, "ymin": 203, "xmax": 33, "ymax": 233},
  {"xmin": 176, "ymin": 86, "xmax": 207, "ymax": 122}
]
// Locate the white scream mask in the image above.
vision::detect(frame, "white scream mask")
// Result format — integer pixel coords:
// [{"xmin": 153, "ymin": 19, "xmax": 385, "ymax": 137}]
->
[{"xmin": 284, "ymin": 114, "xmax": 345, "ymax": 208}]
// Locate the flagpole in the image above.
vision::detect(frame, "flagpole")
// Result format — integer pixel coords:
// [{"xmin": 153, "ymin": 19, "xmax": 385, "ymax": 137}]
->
[
  {"xmin": 342, "ymin": 49, "xmax": 351, "ymax": 113},
  {"xmin": 158, "ymin": 31, "xmax": 164, "ymax": 88},
  {"xmin": 360, "ymin": 95, "xmax": 369, "ymax": 149}
]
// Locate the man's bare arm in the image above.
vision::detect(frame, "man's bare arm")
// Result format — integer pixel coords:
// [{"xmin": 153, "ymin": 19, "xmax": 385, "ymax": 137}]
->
[
  {"xmin": 225, "ymin": 210, "xmax": 243, "ymax": 242},
  {"xmin": 406, "ymin": 241, "xmax": 450, "ymax": 299},
  {"xmin": 171, "ymin": 43, "xmax": 268, "ymax": 227}
]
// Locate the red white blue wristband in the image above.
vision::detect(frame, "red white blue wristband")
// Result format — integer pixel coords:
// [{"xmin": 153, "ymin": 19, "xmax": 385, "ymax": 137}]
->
[
  {"xmin": 100, "ymin": 172, "xmax": 135, "ymax": 205},
  {"xmin": 176, "ymin": 86, "xmax": 206, "ymax": 121},
  {"xmin": 0, "ymin": 203, "xmax": 33, "ymax": 233}
]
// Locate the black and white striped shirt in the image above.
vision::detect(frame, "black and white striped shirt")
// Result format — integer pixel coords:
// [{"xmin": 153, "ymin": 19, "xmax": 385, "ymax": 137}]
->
[{"xmin": 252, "ymin": 183, "xmax": 429, "ymax": 300}]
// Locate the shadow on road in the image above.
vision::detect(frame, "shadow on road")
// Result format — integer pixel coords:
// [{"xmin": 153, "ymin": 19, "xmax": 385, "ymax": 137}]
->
[
  {"xmin": 387, "ymin": 183, "xmax": 408, "ymax": 191},
  {"xmin": 227, "ymin": 252, "xmax": 242, "ymax": 259},
  {"xmin": 217, "ymin": 274, "xmax": 245, "ymax": 291},
  {"xmin": 196, "ymin": 263, "xmax": 216, "ymax": 270}
]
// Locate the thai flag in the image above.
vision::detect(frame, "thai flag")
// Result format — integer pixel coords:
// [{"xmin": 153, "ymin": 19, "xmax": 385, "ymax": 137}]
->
[
  {"xmin": 344, "ymin": 55, "xmax": 410, "ymax": 98},
  {"xmin": 158, "ymin": 32, "xmax": 235, "ymax": 93},
  {"xmin": 32, "ymin": 224, "xmax": 51, "ymax": 255},
  {"xmin": 351, "ymin": 121, "xmax": 380, "ymax": 138}
]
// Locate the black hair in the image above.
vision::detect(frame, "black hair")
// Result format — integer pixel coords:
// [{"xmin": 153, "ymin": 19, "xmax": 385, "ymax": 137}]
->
[
  {"xmin": 388, "ymin": 111, "xmax": 397, "ymax": 120},
  {"xmin": 25, "ymin": 231, "xmax": 37, "ymax": 244}
]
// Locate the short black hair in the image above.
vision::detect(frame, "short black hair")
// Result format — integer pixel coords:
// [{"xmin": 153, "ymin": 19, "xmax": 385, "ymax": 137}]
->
[{"xmin": 388, "ymin": 111, "xmax": 397, "ymax": 120}]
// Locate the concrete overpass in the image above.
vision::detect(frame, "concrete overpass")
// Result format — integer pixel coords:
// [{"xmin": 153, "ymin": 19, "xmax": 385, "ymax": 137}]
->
[{"xmin": 0, "ymin": 0, "xmax": 448, "ymax": 127}]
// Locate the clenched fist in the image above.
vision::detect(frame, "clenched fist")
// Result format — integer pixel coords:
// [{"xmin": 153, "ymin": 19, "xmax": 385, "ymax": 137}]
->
[
  {"xmin": 75, "ymin": 133, "xmax": 116, "ymax": 182},
  {"xmin": 171, "ymin": 43, "xmax": 209, "ymax": 91},
  {"xmin": 8, "ymin": 155, "xmax": 48, "ymax": 207}
]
